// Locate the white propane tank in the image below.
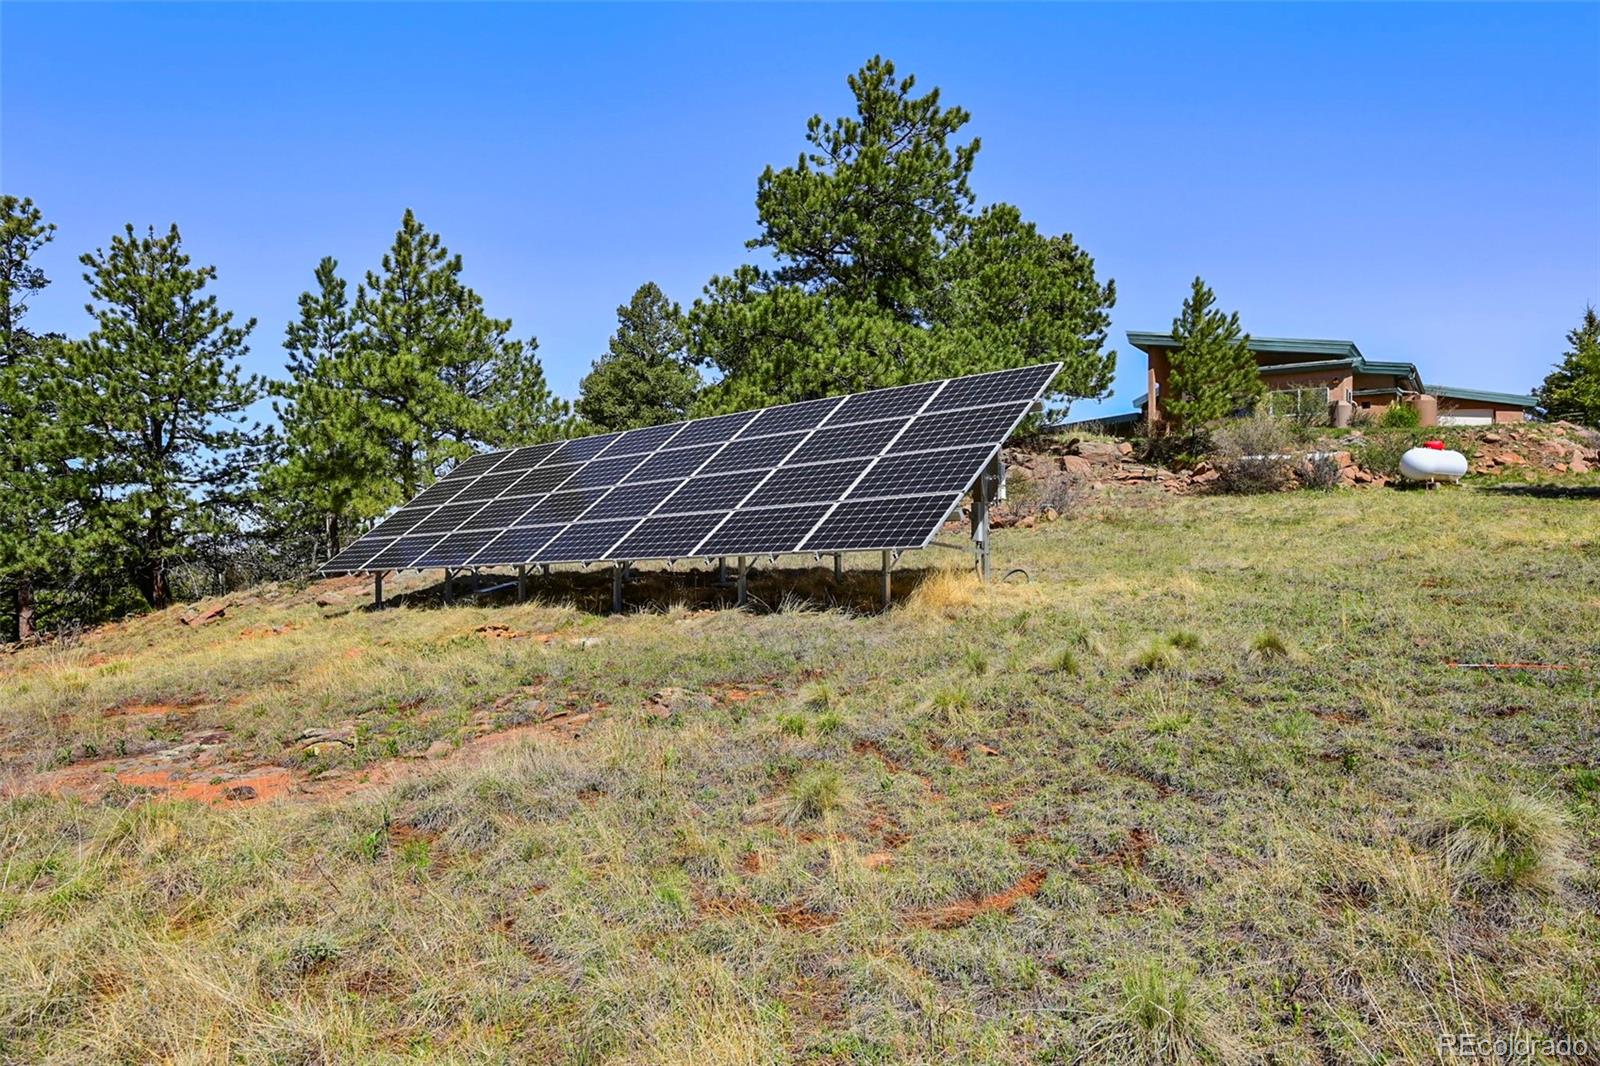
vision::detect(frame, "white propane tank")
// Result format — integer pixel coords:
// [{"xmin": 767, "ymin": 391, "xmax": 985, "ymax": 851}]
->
[{"xmin": 1399, "ymin": 441, "xmax": 1468, "ymax": 483}]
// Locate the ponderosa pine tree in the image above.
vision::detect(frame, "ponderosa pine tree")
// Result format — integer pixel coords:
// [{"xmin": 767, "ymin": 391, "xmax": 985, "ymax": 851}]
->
[
  {"xmin": 575, "ymin": 282, "xmax": 699, "ymax": 431},
  {"xmin": 61, "ymin": 224, "xmax": 265, "ymax": 609},
  {"xmin": 934, "ymin": 205, "xmax": 1117, "ymax": 416},
  {"xmin": 1162, "ymin": 277, "xmax": 1263, "ymax": 427},
  {"xmin": 689, "ymin": 56, "xmax": 1116, "ymax": 412},
  {"xmin": 263, "ymin": 257, "xmax": 386, "ymax": 561},
  {"xmin": 273, "ymin": 211, "xmax": 565, "ymax": 526},
  {"xmin": 1534, "ymin": 305, "xmax": 1600, "ymax": 426},
  {"xmin": 0, "ymin": 195, "xmax": 63, "ymax": 640}
]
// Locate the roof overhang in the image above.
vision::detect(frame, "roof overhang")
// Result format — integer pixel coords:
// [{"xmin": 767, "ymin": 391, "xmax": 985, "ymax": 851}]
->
[
  {"xmin": 1126, "ymin": 331, "xmax": 1366, "ymax": 362},
  {"xmin": 1427, "ymin": 384, "xmax": 1537, "ymax": 408}
]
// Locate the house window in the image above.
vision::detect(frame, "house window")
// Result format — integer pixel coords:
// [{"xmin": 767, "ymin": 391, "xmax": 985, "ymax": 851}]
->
[{"xmin": 1262, "ymin": 387, "xmax": 1331, "ymax": 426}]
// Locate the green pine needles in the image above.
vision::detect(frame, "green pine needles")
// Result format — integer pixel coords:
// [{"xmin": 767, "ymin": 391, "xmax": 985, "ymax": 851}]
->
[{"xmin": 1163, "ymin": 276, "xmax": 1264, "ymax": 427}]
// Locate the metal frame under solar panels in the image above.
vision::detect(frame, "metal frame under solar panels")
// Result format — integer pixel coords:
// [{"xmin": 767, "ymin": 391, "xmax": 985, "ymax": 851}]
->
[{"xmin": 318, "ymin": 363, "xmax": 1060, "ymax": 576}]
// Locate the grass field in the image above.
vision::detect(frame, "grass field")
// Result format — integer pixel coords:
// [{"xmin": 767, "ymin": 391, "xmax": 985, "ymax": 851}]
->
[{"xmin": 2, "ymin": 484, "xmax": 1596, "ymax": 1063}]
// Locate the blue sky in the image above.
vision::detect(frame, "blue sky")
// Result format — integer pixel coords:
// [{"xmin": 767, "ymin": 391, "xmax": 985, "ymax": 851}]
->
[{"xmin": 4, "ymin": 2, "xmax": 1597, "ymax": 420}]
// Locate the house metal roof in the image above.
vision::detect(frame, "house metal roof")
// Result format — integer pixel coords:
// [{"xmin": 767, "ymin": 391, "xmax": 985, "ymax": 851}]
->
[
  {"xmin": 1428, "ymin": 384, "xmax": 1537, "ymax": 408},
  {"xmin": 1126, "ymin": 332, "xmax": 1367, "ymax": 361},
  {"xmin": 1121, "ymin": 331, "xmax": 1537, "ymax": 416}
]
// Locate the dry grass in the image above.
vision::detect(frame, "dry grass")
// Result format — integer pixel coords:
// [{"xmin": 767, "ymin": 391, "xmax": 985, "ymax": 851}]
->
[
  {"xmin": 1420, "ymin": 788, "xmax": 1576, "ymax": 897},
  {"xmin": 1, "ymin": 484, "xmax": 1596, "ymax": 1062}
]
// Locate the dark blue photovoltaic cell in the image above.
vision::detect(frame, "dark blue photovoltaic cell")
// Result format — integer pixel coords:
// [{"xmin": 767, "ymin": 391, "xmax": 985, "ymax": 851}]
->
[
  {"xmin": 657, "ymin": 471, "xmax": 766, "ymax": 515},
  {"xmin": 623, "ymin": 443, "xmax": 720, "ymax": 483},
  {"xmin": 699, "ymin": 432, "xmax": 804, "ymax": 474},
  {"xmin": 553, "ymin": 432, "xmax": 622, "ymax": 463},
  {"xmin": 584, "ymin": 480, "xmax": 681, "ymax": 520},
  {"xmin": 785, "ymin": 418, "xmax": 906, "ymax": 465},
  {"xmin": 847, "ymin": 445, "xmax": 995, "ymax": 500},
  {"xmin": 557, "ymin": 454, "xmax": 645, "ymax": 489},
  {"xmin": 743, "ymin": 396, "xmax": 841, "ymax": 436},
  {"xmin": 521, "ymin": 489, "xmax": 605, "ymax": 525},
  {"xmin": 538, "ymin": 519, "xmax": 637, "ymax": 562},
  {"xmin": 799, "ymin": 494, "xmax": 956, "ymax": 551},
  {"xmin": 831, "ymin": 381, "xmax": 939, "ymax": 425},
  {"xmin": 407, "ymin": 480, "xmax": 468, "ymax": 508},
  {"xmin": 696, "ymin": 504, "xmax": 831, "ymax": 557},
  {"xmin": 924, "ymin": 364, "xmax": 1057, "ymax": 411},
  {"xmin": 367, "ymin": 534, "xmax": 443, "ymax": 570},
  {"xmin": 374, "ymin": 507, "xmax": 437, "ymax": 537},
  {"xmin": 452, "ymin": 470, "xmax": 528, "ymax": 502},
  {"xmin": 409, "ymin": 501, "xmax": 486, "ymax": 536},
  {"xmin": 490, "ymin": 442, "xmax": 564, "ymax": 471},
  {"xmin": 608, "ymin": 421, "xmax": 686, "ymax": 457},
  {"xmin": 413, "ymin": 529, "xmax": 501, "ymax": 568},
  {"xmin": 744, "ymin": 459, "xmax": 868, "ymax": 507},
  {"xmin": 516, "ymin": 463, "xmax": 583, "ymax": 495},
  {"xmin": 322, "ymin": 532, "xmax": 393, "ymax": 574},
  {"xmin": 471, "ymin": 525, "xmax": 563, "ymax": 565},
  {"xmin": 446, "ymin": 452, "xmax": 507, "ymax": 479},
  {"xmin": 892, "ymin": 403, "xmax": 1024, "ymax": 456},
  {"xmin": 462, "ymin": 495, "xmax": 539, "ymax": 529},
  {"xmin": 612, "ymin": 511, "xmax": 725, "ymax": 559},
  {"xmin": 668, "ymin": 410, "xmax": 757, "ymax": 448}
]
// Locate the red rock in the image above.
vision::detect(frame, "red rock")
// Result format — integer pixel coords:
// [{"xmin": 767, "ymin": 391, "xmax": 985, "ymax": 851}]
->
[{"xmin": 181, "ymin": 603, "xmax": 229, "ymax": 627}]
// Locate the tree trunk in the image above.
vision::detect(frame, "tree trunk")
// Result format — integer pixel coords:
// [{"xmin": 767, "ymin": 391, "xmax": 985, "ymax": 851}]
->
[
  {"xmin": 140, "ymin": 561, "xmax": 170, "ymax": 609},
  {"xmin": 14, "ymin": 577, "xmax": 36, "ymax": 642}
]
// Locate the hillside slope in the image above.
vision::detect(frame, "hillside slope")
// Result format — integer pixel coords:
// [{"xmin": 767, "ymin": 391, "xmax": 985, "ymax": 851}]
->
[{"xmin": 2, "ymin": 486, "xmax": 1597, "ymax": 1063}]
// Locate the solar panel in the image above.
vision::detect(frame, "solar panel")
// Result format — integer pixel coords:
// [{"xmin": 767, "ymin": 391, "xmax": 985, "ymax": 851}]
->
[
  {"xmin": 490, "ymin": 442, "xmax": 564, "ymax": 471},
  {"xmin": 446, "ymin": 452, "xmax": 508, "ymax": 479},
  {"xmin": 624, "ymin": 443, "xmax": 722, "ymax": 483},
  {"xmin": 745, "ymin": 458, "xmax": 866, "ymax": 507},
  {"xmin": 318, "ymin": 363, "xmax": 1057, "ymax": 575},
  {"xmin": 659, "ymin": 471, "xmax": 766, "ymax": 514},
  {"xmin": 696, "ymin": 504, "xmax": 832, "ymax": 557},
  {"xmin": 539, "ymin": 519, "xmax": 638, "ymax": 563},
  {"xmin": 847, "ymin": 445, "xmax": 994, "ymax": 500},
  {"xmin": 799, "ymin": 494, "xmax": 957, "ymax": 552},
  {"xmin": 744, "ymin": 395, "xmax": 842, "ymax": 436},
  {"xmin": 613, "ymin": 511, "xmax": 724, "ymax": 560},
  {"xmin": 471, "ymin": 524, "xmax": 562, "ymax": 566}
]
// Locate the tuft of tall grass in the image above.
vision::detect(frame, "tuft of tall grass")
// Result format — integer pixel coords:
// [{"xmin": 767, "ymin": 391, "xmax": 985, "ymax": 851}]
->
[
  {"xmin": 1420, "ymin": 789, "xmax": 1573, "ymax": 896},
  {"xmin": 1250, "ymin": 631, "xmax": 1291, "ymax": 659},
  {"xmin": 1132, "ymin": 640, "xmax": 1179, "ymax": 674},
  {"xmin": 1080, "ymin": 960, "xmax": 1245, "ymax": 1065},
  {"xmin": 780, "ymin": 767, "xmax": 848, "ymax": 825}
]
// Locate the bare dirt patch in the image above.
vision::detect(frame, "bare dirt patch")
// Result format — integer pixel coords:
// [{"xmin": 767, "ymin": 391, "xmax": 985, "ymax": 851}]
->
[
  {"xmin": 904, "ymin": 868, "xmax": 1048, "ymax": 929},
  {"xmin": 8, "ymin": 698, "xmax": 605, "ymax": 809}
]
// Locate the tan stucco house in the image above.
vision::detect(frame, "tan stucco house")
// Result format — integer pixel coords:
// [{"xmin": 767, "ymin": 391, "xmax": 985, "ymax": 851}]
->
[{"xmin": 1125, "ymin": 332, "xmax": 1537, "ymax": 427}]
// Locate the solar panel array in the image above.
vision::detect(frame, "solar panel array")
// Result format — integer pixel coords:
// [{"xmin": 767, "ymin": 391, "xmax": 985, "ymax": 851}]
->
[{"xmin": 320, "ymin": 363, "xmax": 1059, "ymax": 575}]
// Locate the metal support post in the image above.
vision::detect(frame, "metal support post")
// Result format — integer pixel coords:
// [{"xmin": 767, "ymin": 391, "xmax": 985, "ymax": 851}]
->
[
  {"xmin": 880, "ymin": 550, "xmax": 892, "ymax": 608},
  {"xmin": 443, "ymin": 569, "xmax": 454, "ymax": 605},
  {"xmin": 612, "ymin": 563, "xmax": 625, "ymax": 614},
  {"xmin": 373, "ymin": 571, "xmax": 384, "ymax": 609},
  {"xmin": 736, "ymin": 556, "xmax": 749, "ymax": 607},
  {"xmin": 516, "ymin": 565, "xmax": 528, "ymax": 603},
  {"xmin": 971, "ymin": 455, "xmax": 1000, "ymax": 581},
  {"xmin": 834, "ymin": 553, "xmax": 843, "ymax": 581},
  {"xmin": 717, "ymin": 557, "xmax": 728, "ymax": 585}
]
